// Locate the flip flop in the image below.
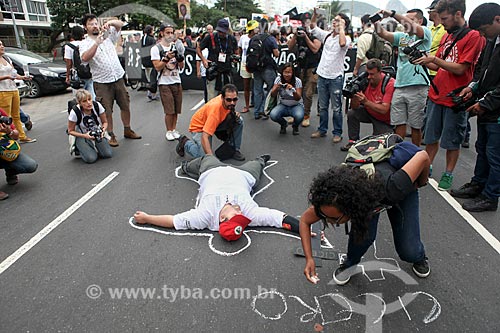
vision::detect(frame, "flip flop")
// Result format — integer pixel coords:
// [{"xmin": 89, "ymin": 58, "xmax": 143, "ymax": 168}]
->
[{"xmin": 241, "ymin": 107, "xmax": 250, "ymax": 113}]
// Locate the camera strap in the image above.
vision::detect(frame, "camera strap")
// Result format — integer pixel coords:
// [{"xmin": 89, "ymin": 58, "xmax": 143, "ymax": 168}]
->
[{"xmin": 441, "ymin": 25, "xmax": 471, "ymax": 60}]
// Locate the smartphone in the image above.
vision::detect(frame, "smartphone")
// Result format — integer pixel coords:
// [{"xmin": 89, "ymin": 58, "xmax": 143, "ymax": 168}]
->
[
  {"xmin": 102, "ymin": 30, "xmax": 110, "ymax": 39},
  {"xmin": 369, "ymin": 13, "xmax": 383, "ymax": 23}
]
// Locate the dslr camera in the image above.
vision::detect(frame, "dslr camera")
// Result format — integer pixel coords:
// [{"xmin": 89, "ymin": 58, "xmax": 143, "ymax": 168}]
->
[
  {"xmin": 0, "ymin": 116, "xmax": 13, "ymax": 125},
  {"xmin": 161, "ymin": 44, "xmax": 185, "ymax": 63},
  {"xmin": 296, "ymin": 26, "xmax": 307, "ymax": 38},
  {"xmin": 342, "ymin": 72, "xmax": 369, "ymax": 98},
  {"xmin": 403, "ymin": 39, "xmax": 425, "ymax": 62},
  {"xmin": 83, "ymin": 116, "xmax": 103, "ymax": 143},
  {"xmin": 447, "ymin": 86, "xmax": 477, "ymax": 113}
]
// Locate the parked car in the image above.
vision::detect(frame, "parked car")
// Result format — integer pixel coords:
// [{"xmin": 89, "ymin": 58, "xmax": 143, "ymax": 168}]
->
[
  {"xmin": 15, "ymin": 79, "xmax": 29, "ymax": 99},
  {"xmin": 5, "ymin": 47, "xmax": 69, "ymax": 98}
]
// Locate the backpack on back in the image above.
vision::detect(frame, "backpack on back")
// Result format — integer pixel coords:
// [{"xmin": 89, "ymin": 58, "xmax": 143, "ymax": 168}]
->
[
  {"xmin": 246, "ymin": 34, "xmax": 271, "ymax": 73},
  {"xmin": 365, "ymin": 31, "xmax": 393, "ymax": 66},
  {"xmin": 66, "ymin": 43, "xmax": 92, "ymax": 79},
  {"xmin": 343, "ymin": 133, "xmax": 403, "ymax": 176}
]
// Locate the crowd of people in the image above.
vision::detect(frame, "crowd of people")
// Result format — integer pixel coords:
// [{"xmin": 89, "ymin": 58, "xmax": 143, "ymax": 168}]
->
[{"xmin": 1, "ymin": 1, "xmax": 499, "ymax": 288}]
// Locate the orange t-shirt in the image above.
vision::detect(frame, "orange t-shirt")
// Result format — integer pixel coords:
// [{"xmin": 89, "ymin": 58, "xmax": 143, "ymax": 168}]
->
[{"xmin": 189, "ymin": 96, "xmax": 230, "ymax": 135}]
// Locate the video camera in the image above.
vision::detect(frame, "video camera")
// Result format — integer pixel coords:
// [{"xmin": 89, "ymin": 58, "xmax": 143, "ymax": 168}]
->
[
  {"xmin": 83, "ymin": 116, "xmax": 103, "ymax": 143},
  {"xmin": 0, "ymin": 116, "xmax": 13, "ymax": 125},
  {"xmin": 447, "ymin": 86, "xmax": 477, "ymax": 113},
  {"xmin": 342, "ymin": 72, "xmax": 369, "ymax": 98},
  {"xmin": 403, "ymin": 39, "xmax": 425, "ymax": 63}
]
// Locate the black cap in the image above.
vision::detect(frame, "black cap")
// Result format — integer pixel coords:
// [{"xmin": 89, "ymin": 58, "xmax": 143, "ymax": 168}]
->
[
  {"xmin": 427, "ymin": 0, "xmax": 440, "ymax": 10},
  {"xmin": 216, "ymin": 19, "xmax": 229, "ymax": 33}
]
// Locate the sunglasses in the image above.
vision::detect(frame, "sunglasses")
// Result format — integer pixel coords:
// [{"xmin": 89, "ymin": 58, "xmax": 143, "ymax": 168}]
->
[{"xmin": 224, "ymin": 97, "xmax": 238, "ymax": 103}]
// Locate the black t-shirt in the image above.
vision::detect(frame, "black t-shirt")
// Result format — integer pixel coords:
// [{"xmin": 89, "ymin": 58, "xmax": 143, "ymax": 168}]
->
[
  {"xmin": 297, "ymin": 35, "xmax": 321, "ymax": 69},
  {"xmin": 375, "ymin": 162, "xmax": 415, "ymax": 206},
  {"xmin": 199, "ymin": 32, "xmax": 238, "ymax": 72}
]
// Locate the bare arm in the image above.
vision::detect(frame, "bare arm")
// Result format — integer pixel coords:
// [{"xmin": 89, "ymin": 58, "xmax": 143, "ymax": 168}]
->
[
  {"xmin": 401, "ymin": 150, "xmax": 430, "ymax": 187},
  {"xmin": 133, "ymin": 211, "xmax": 175, "ymax": 228},
  {"xmin": 196, "ymin": 43, "xmax": 209, "ymax": 69},
  {"xmin": 355, "ymin": 91, "xmax": 390, "ymax": 115},
  {"xmin": 374, "ymin": 22, "xmax": 395, "ymax": 44},
  {"xmin": 299, "ymin": 206, "xmax": 320, "ymax": 284},
  {"xmin": 65, "ymin": 59, "xmax": 72, "ymax": 84},
  {"xmin": 305, "ymin": 36, "xmax": 321, "ymax": 54},
  {"xmin": 415, "ymin": 55, "xmax": 471, "ymax": 75},
  {"xmin": 201, "ymin": 131, "xmax": 213, "ymax": 155}
]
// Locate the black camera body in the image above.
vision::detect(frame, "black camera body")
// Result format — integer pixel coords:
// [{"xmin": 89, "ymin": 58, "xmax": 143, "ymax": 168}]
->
[
  {"xmin": 160, "ymin": 44, "xmax": 185, "ymax": 63},
  {"xmin": 342, "ymin": 72, "xmax": 369, "ymax": 98},
  {"xmin": 0, "ymin": 116, "xmax": 13, "ymax": 125},
  {"xmin": 83, "ymin": 116, "xmax": 103, "ymax": 143},
  {"xmin": 403, "ymin": 39, "xmax": 425, "ymax": 62},
  {"xmin": 230, "ymin": 54, "xmax": 241, "ymax": 62},
  {"xmin": 447, "ymin": 86, "xmax": 477, "ymax": 113},
  {"xmin": 369, "ymin": 13, "xmax": 383, "ymax": 23},
  {"xmin": 296, "ymin": 26, "xmax": 307, "ymax": 38}
]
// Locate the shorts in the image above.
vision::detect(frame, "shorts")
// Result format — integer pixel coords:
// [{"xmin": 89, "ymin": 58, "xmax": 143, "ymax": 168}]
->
[
  {"xmin": 159, "ymin": 84, "xmax": 183, "ymax": 115},
  {"xmin": 423, "ymin": 100, "xmax": 467, "ymax": 150},
  {"xmin": 93, "ymin": 78, "xmax": 130, "ymax": 115},
  {"xmin": 240, "ymin": 65, "xmax": 253, "ymax": 79},
  {"xmin": 390, "ymin": 85, "xmax": 428, "ymax": 128}
]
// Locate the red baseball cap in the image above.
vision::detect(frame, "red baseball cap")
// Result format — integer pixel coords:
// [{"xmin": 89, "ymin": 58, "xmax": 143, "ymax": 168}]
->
[{"xmin": 219, "ymin": 215, "xmax": 251, "ymax": 241}]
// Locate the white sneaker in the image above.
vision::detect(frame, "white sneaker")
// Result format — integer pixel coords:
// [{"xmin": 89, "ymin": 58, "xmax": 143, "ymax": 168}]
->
[
  {"xmin": 172, "ymin": 130, "xmax": 181, "ymax": 139},
  {"xmin": 165, "ymin": 131, "xmax": 175, "ymax": 141}
]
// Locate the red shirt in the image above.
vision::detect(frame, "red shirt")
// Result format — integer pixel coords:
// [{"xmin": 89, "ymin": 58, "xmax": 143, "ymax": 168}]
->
[
  {"xmin": 0, "ymin": 108, "xmax": 16, "ymax": 132},
  {"xmin": 364, "ymin": 73, "xmax": 395, "ymax": 124},
  {"xmin": 429, "ymin": 29, "xmax": 485, "ymax": 107}
]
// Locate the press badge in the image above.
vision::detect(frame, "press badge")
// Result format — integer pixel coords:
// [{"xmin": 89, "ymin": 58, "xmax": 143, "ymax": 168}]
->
[{"xmin": 218, "ymin": 53, "xmax": 227, "ymax": 62}]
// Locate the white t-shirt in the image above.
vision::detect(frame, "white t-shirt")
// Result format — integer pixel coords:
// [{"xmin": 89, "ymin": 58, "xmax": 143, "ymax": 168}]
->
[
  {"xmin": 311, "ymin": 26, "xmax": 351, "ymax": 79},
  {"xmin": 238, "ymin": 34, "xmax": 251, "ymax": 64},
  {"xmin": 79, "ymin": 27, "xmax": 125, "ymax": 83},
  {"xmin": 173, "ymin": 166, "xmax": 284, "ymax": 231},
  {"xmin": 64, "ymin": 40, "xmax": 82, "ymax": 61},
  {"xmin": 68, "ymin": 101, "xmax": 105, "ymax": 133},
  {"xmin": 195, "ymin": 48, "xmax": 209, "ymax": 77},
  {"xmin": 150, "ymin": 42, "xmax": 183, "ymax": 85},
  {"xmin": 0, "ymin": 60, "xmax": 17, "ymax": 91},
  {"xmin": 274, "ymin": 76, "xmax": 303, "ymax": 106}
]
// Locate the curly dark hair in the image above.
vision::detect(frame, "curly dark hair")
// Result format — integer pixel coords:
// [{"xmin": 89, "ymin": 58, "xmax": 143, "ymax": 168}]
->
[{"xmin": 308, "ymin": 165, "xmax": 385, "ymax": 243}]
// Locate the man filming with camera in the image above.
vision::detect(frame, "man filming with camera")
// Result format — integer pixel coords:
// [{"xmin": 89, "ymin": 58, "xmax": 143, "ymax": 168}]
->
[
  {"xmin": 413, "ymin": 0, "xmax": 485, "ymax": 191},
  {"xmin": 67, "ymin": 89, "xmax": 112, "ymax": 164},
  {"xmin": 287, "ymin": 13, "xmax": 322, "ymax": 127},
  {"xmin": 341, "ymin": 59, "xmax": 395, "ymax": 151}
]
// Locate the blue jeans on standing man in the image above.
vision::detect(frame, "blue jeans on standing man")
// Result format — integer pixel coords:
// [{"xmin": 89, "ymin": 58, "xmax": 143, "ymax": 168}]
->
[
  {"xmin": 253, "ymin": 68, "xmax": 276, "ymax": 118},
  {"xmin": 344, "ymin": 189, "xmax": 426, "ymax": 268},
  {"xmin": 471, "ymin": 122, "xmax": 500, "ymax": 202},
  {"xmin": 317, "ymin": 75, "xmax": 344, "ymax": 136}
]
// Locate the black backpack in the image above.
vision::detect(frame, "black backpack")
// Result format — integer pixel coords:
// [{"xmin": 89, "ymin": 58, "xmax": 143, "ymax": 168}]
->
[
  {"xmin": 364, "ymin": 31, "xmax": 393, "ymax": 66},
  {"xmin": 67, "ymin": 99, "xmax": 100, "ymax": 126},
  {"xmin": 246, "ymin": 34, "xmax": 271, "ymax": 73},
  {"xmin": 66, "ymin": 43, "xmax": 92, "ymax": 79}
]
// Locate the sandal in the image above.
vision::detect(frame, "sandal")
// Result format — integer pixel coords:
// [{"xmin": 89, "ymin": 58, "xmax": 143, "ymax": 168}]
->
[{"xmin": 241, "ymin": 106, "xmax": 250, "ymax": 113}]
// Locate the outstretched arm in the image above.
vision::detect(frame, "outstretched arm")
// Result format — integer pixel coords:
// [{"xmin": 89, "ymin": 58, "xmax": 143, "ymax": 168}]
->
[
  {"xmin": 401, "ymin": 150, "xmax": 430, "ymax": 188},
  {"xmin": 299, "ymin": 206, "xmax": 321, "ymax": 284},
  {"xmin": 134, "ymin": 211, "xmax": 175, "ymax": 228}
]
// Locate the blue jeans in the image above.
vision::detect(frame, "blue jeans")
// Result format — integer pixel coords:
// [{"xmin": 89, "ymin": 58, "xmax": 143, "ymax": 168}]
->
[
  {"xmin": 317, "ymin": 75, "xmax": 344, "ymax": 136},
  {"xmin": 185, "ymin": 116, "xmax": 244, "ymax": 158},
  {"xmin": 83, "ymin": 79, "xmax": 96, "ymax": 100},
  {"xmin": 253, "ymin": 68, "xmax": 276, "ymax": 117},
  {"xmin": 75, "ymin": 137, "xmax": 113, "ymax": 164},
  {"xmin": 344, "ymin": 189, "xmax": 426, "ymax": 267},
  {"xmin": 19, "ymin": 109, "xmax": 29, "ymax": 123},
  {"xmin": 472, "ymin": 122, "xmax": 500, "ymax": 201},
  {"xmin": 269, "ymin": 103, "xmax": 305, "ymax": 127},
  {"xmin": 0, "ymin": 152, "xmax": 38, "ymax": 176}
]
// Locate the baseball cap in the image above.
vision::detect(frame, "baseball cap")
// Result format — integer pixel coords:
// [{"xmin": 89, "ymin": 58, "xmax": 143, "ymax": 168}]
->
[
  {"xmin": 427, "ymin": 0, "xmax": 440, "ymax": 10},
  {"xmin": 159, "ymin": 23, "xmax": 174, "ymax": 31},
  {"xmin": 218, "ymin": 215, "xmax": 251, "ymax": 241},
  {"xmin": 216, "ymin": 19, "xmax": 230, "ymax": 33},
  {"xmin": 246, "ymin": 20, "xmax": 259, "ymax": 33}
]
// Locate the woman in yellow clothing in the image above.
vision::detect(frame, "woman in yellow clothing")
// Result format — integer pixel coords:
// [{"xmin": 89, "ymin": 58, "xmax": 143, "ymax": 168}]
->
[{"xmin": 0, "ymin": 40, "xmax": 36, "ymax": 143}]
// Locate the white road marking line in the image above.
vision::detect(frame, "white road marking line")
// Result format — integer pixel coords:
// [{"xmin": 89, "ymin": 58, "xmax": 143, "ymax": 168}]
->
[
  {"xmin": 60, "ymin": 109, "xmax": 68, "ymax": 113},
  {"xmin": 0, "ymin": 171, "xmax": 120, "ymax": 275},
  {"xmin": 429, "ymin": 178, "xmax": 500, "ymax": 254},
  {"xmin": 191, "ymin": 99, "xmax": 204, "ymax": 111}
]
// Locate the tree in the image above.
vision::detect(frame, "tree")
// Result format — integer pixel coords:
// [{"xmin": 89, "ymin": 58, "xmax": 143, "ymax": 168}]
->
[
  {"xmin": 213, "ymin": 0, "xmax": 262, "ymax": 18},
  {"xmin": 318, "ymin": 0, "xmax": 347, "ymax": 20}
]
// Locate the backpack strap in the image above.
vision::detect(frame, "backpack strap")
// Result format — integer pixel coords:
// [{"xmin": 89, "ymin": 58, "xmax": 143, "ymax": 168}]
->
[
  {"xmin": 65, "ymin": 42, "xmax": 78, "ymax": 51},
  {"xmin": 73, "ymin": 102, "xmax": 100, "ymax": 127},
  {"xmin": 441, "ymin": 26, "xmax": 471, "ymax": 60},
  {"xmin": 381, "ymin": 73, "xmax": 391, "ymax": 95},
  {"xmin": 2, "ymin": 55, "xmax": 13, "ymax": 65}
]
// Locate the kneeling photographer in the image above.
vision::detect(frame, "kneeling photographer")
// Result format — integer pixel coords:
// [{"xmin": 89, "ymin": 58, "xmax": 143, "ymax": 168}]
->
[
  {"xmin": 341, "ymin": 59, "xmax": 395, "ymax": 151},
  {"xmin": 67, "ymin": 89, "xmax": 112, "ymax": 164},
  {"xmin": 0, "ymin": 108, "xmax": 37, "ymax": 200}
]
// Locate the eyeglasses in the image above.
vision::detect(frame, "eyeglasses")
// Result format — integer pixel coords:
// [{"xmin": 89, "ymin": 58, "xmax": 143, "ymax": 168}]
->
[
  {"xmin": 315, "ymin": 206, "xmax": 349, "ymax": 234},
  {"xmin": 224, "ymin": 97, "xmax": 238, "ymax": 103}
]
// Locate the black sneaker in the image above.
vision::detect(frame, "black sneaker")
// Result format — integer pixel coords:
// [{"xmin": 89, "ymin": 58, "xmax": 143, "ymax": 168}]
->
[
  {"xmin": 280, "ymin": 125, "xmax": 287, "ymax": 134},
  {"xmin": 292, "ymin": 125, "xmax": 299, "ymax": 135},
  {"xmin": 462, "ymin": 195, "xmax": 498, "ymax": 212},
  {"xmin": 175, "ymin": 135, "xmax": 189, "ymax": 157},
  {"xmin": 259, "ymin": 154, "xmax": 271, "ymax": 164},
  {"xmin": 412, "ymin": 258, "xmax": 430, "ymax": 278},
  {"xmin": 232, "ymin": 150, "xmax": 245, "ymax": 161},
  {"xmin": 450, "ymin": 182, "xmax": 484, "ymax": 199}
]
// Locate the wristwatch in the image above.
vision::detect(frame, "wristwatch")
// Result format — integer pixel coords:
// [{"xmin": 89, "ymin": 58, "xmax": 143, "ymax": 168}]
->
[{"xmin": 390, "ymin": 10, "xmax": 396, "ymax": 18}]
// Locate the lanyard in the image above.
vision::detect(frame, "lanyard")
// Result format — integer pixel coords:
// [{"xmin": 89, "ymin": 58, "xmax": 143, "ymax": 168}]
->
[{"xmin": 216, "ymin": 34, "xmax": 228, "ymax": 54}]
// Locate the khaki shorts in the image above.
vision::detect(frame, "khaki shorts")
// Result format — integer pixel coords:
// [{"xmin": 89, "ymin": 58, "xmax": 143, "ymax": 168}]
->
[
  {"xmin": 159, "ymin": 84, "xmax": 183, "ymax": 115},
  {"xmin": 240, "ymin": 64, "xmax": 253, "ymax": 79},
  {"xmin": 390, "ymin": 85, "xmax": 428, "ymax": 128},
  {"xmin": 93, "ymin": 78, "xmax": 130, "ymax": 115}
]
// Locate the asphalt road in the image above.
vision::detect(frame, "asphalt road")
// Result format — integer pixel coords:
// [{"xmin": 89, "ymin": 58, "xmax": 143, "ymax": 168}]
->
[{"xmin": 1, "ymin": 87, "xmax": 499, "ymax": 332}]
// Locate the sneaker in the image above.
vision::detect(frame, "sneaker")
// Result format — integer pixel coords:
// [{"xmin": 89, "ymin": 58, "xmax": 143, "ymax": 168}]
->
[
  {"xmin": 292, "ymin": 125, "xmax": 299, "ymax": 135},
  {"xmin": 333, "ymin": 264, "xmax": 352, "ymax": 285},
  {"xmin": 108, "ymin": 135, "xmax": 119, "ymax": 147},
  {"xmin": 254, "ymin": 112, "xmax": 269, "ymax": 120},
  {"xmin": 6, "ymin": 173, "xmax": 18, "ymax": 185},
  {"xmin": 450, "ymin": 182, "xmax": 484, "ymax": 199},
  {"xmin": 25, "ymin": 118, "xmax": 33, "ymax": 131},
  {"xmin": 311, "ymin": 131, "xmax": 326, "ymax": 138},
  {"xmin": 0, "ymin": 190, "xmax": 8, "ymax": 200},
  {"xmin": 412, "ymin": 258, "xmax": 430, "ymax": 278},
  {"xmin": 341, "ymin": 140, "xmax": 355, "ymax": 152},
  {"xmin": 438, "ymin": 173, "xmax": 453, "ymax": 191},
  {"xmin": 259, "ymin": 154, "xmax": 271, "ymax": 164},
  {"xmin": 429, "ymin": 164, "xmax": 433, "ymax": 177},
  {"xmin": 175, "ymin": 135, "xmax": 189, "ymax": 157},
  {"xmin": 124, "ymin": 128, "xmax": 142, "ymax": 139},
  {"xmin": 287, "ymin": 117, "xmax": 294, "ymax": 124},
  {"xmin": 332, "ymin": 135, "xmax": 342, "ymax": 143},
  {"xmin": 279, "ymin": 125, "xmax": 287, "ymax": 134},
  {"xmin": 172, "ymin": 130, "xmax": 181, "ymax": 139},
  {"xmin": 301, "ymin": 117, "xmax": 310, "ymax": 127},
  {"xmin": 232, "ymin": 150, "xmax": 245, "ymax": 161},
  {"xmin": 19, "ymin": 137, "xmax": 37, "ymax": 144},
  {"xmin": 180, "ymin": 160, "xmax": 189, "ymax": 174},
  {"xmin": 462, "ymin": 195, "xmax": 498, "ymax": 212},
  {"xmin": 165, "ymin": 131, "xmax": 175, "ymax": 141}
]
